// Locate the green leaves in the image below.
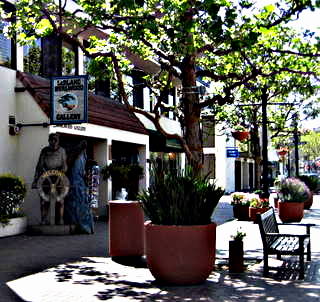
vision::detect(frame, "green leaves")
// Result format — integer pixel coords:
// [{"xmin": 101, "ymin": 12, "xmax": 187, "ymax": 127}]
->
[{"xmin": 139, "ymin": 165, "xmax": 225, "ymax": 225}]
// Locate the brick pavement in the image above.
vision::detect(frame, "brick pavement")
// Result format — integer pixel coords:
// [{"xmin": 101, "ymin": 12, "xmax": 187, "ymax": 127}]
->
[{"xmin": 1, "ymin": 196, "xmax": 320, "ymax": 301}]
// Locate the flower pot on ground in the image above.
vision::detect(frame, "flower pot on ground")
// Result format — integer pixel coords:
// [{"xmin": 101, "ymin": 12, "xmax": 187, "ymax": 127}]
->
[
  {"xmin": 298, "ymin": 175, "xmax": 319, "ymax": 209},
  {"xmin": 139, "ymin": 165, "xmax": 224, "ymax": 285},
  {"xmin": 231, "ymin": 192, "xmax": 250, "ymax": 221},
  {"xmin": 145, "ymin": 222, "xmax": 216, "ymax": 285},
  {"xmin": 0, "ymin": 173, "xmax": 27, "ymax": 236},
  {"xmin": 229, "ymin": 229, "xmax": 246, "ymax": 273},
  {"xmin": 276, "ymin": 177, "xmax": 310, "ymax": 223},
  {"xmin": 278, "ymin": 201, "xmax": 305, "ymax": 223},
  {"xmin": 248, "ymin": 197, "xmax": 270, "ymax": 223}
]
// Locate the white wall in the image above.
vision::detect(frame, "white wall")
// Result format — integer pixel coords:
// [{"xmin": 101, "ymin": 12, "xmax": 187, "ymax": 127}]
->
[{"xmin": 0, "ymin": 67, "xmax": 19, "ymax": 175}]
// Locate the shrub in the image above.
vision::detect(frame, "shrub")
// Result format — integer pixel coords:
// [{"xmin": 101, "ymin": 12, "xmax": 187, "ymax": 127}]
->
[
  {"xmin": 138, "ymin": 166, "xmax": 225, "ymax": 226},
  {"xmin": 298, "ymin": 175, "xmax": 319, "ymax": 192},
  {"xmin": 0, "ymin": 173, "xmax": 27, "ymax": 221},
  {"xmin": 276, "ymin": 177, "xmax": 310, "ymax": 203}
]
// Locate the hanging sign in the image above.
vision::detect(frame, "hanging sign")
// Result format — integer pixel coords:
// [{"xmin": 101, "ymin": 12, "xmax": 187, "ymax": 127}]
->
[
  {"xmin": 226, "ymin": 147, "xmax": 239, "ymax": 158},
  {"xmin": 50, "ymin": 75, "xmax": 88, "ymax": 124}
]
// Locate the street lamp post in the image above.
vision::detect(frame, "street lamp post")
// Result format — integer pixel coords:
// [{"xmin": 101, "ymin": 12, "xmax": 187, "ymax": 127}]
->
[{"xmin": 261, "ymin": 88, "xmax": 269, "ymax": 197}]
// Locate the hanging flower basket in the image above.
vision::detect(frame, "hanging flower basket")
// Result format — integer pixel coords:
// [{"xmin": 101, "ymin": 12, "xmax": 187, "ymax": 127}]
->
[
  {"xmin": 231, "ymin": 131, "xmax": 250, "ymax": 141},
  {"xmin": 277, "ymin": 147, "xmax": 288, "ymax": 157}
]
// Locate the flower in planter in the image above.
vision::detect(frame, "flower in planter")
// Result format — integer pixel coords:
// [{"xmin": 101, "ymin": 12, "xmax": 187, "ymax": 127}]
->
[
  {"xmin": 231, "ymin": 228, "xmax": 246, "ymax": 241},
  {"xmin": 231, "ymin": 192, "xmax": 250, "ymax": 206},
  {"xmin": 276, "ymin": 177, "xmax": 310, "ymax": 203},
  {"xmin": 249, "ymin": 197, "xmax": 270, "ymax": 208}
]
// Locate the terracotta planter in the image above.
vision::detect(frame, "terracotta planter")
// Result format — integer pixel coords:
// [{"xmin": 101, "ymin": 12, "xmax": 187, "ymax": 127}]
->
[
  {"xmin": 278, "ymin": 201, "xmax": 304, "ymax": 223},
  {"xmin": 145, "ymin": 221, "xmax": 216, "ymax": 285},
  {"xmin": 249, "ymin": 207, "xmax": 270, "ymax": 223},
  {"xmin": 274, "ymin": 197, "xmax": 279, "ymax": 209},
  {"xmin": 108, "ymin": 201, "xmax": 145, "ymax": 257},
  {"xmin": 233, "ymin": 204, "xmax": 250, "ymax": 221},
  {"xmin": 232, "ymin": 131, "xmax": 250, "ymax": 141},
  {"xmin": 304, "ymin": 192, "xmax": 313, "ymax": 210},
  {"xmin": 229, "ymin": 240, "xmax": 244, "ymax": 273}
]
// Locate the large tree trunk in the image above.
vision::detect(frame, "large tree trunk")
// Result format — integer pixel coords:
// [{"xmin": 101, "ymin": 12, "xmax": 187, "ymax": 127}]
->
[{"xmin": 181, "ymin": 55, "xmax": 203, "ymax": 174}]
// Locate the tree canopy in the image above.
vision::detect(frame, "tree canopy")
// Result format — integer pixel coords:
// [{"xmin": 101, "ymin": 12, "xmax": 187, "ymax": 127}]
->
[{"xmin": 3, "ymin": 0, "xmax": 320, "ymax": 172}]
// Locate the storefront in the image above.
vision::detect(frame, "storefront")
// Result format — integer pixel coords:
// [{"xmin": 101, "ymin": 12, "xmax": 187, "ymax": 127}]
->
[{"xmin": 9, "ymin": 71, "xmax": 149, "ymax": 225}]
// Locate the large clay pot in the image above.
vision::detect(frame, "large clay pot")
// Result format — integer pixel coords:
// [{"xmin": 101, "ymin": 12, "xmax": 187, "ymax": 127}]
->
[
  {"xmin": 108, "ymin": 201, "xmax": 145, "ymax": 257},
  {"xmin": 304, "ymin": 191, "xmax": 313, "ymax": 210},
  {"xmin": 233, "ymin": 204, "xmax": 250, "ymax": 221},
  {"xmin": 249, "ymin": 207, "xmax": 270, "ymax": 223},
  {"xmin": 229, "ymin": 240, "xmax": 244, "ymax": 273},
  {"xmin": 145, "ymin": 221, "xmax": 216, "ymax": 285},
  {"xmin": 278, "ymin": 201, "xmax": 304, "ymax": 223}
]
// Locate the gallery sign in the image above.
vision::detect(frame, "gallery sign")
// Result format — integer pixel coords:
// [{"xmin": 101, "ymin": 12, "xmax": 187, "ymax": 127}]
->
[{"xmin": 50, "ymin": 75, "xmax": 88, "ymax": 124}]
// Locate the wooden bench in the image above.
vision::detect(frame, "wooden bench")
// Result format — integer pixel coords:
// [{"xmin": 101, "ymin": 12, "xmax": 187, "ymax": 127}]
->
[{"xmin": 257, "ymin": 208, "xmax": 314, "ymax": 279}]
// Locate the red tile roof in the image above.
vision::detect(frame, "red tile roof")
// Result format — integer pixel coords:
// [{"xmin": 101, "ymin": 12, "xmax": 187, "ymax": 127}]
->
[{"xmin": 16, "ymin": 71, "xmax": 148, "ymax": 135}]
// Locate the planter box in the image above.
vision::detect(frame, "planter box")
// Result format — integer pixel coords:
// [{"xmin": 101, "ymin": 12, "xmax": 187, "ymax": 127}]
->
[
  {"xmin": 233, "ymin": 204, "xmax": 250, "ymax": 221},
  {"xmin": 0, "ymin": 217, "xmax": 27, "ymax": 238},
  {"xmin": 249, "ymin": 207, "xmax": 270, "ymax": 223}
]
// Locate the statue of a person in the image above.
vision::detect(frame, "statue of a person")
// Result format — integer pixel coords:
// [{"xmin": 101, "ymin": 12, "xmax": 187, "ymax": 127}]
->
[
  {"xmin": 32, "ymin": 133, "xmax": 67, "ymax": 225},
  {"xmin": 63, "ymin": 140, "xmax": 94, "ymax": 234}
]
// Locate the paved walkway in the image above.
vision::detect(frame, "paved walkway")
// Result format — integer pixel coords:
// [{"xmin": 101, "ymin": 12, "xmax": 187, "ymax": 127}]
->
[{"xmin": 1, "ymin": 195, "xmax": 320, "ymax": 301}]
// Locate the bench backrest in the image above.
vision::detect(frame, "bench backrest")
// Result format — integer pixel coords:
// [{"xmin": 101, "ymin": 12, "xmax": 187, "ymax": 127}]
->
[{"xmin": 257, "ymin": 208, "xmax": 279, "ymax": 248}]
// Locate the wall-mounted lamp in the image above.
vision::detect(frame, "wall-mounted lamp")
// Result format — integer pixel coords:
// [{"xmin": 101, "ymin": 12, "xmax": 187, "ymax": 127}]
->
[{"xmin": 8, "ymin": 115, "xmax": 21, "ymax": 136}]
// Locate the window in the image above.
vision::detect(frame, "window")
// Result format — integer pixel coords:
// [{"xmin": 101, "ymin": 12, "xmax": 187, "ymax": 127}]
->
[
  {"xmin": 23, "ymin": 40, "xmax": 41, "ymax": 74},
  {"xmin": 132, "ymin": 70, "xmax": 145, "ymax": 109},
  {"xmin": 203, "ymin": 154, "xmax": 216, "ymax": 179},
  {"xmin": 0, "ymin": 1, "xmax": 15, "ymax": 69},
  {"xmin": 62, "ymin": 41, "xmax": 78, "ymax": 75},
  {"xmin": 202, "ymin": 116, "xmax": 215, "ymax": 148}
]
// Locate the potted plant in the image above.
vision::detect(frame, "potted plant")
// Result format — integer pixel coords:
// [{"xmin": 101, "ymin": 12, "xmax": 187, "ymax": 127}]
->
[
  {"xmin": 231, "ymin": 125, "xmax": 250, "ymax": 142},
  {"xmin": 0, "ymin": 173, "xmax": 27, "ymax": 237},
  {"xmin": 229, "ymin": 228, "xmax": 246, "ymax": 273},
  {"xmin": 101, "ymin": 162, "xmax": 144, "ymax": 200},
  {"xmin": 139, "ymin": 166, "xmax": 225, "ymax": 285},
  {"xmin": 276, "ymin": 177, "xmax": 310, "ymax": 222},
  {"xmin": 231, "ymin": 192, "xmax": 250, "ymax": 221},
  {"xmin": 298, "ymin": 175, "xmax": 319, "ymax": 209},
  {"xmin": 248, "ymin": 196, "xmax": 270, "ymax": 223}
]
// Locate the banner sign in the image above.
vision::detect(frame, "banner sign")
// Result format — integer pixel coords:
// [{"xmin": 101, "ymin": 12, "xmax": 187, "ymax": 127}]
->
[
  {"xmin": 50, "ymin": 75, "xmax": 88, "ymax": 125},
  {"xmin": 226, "ymin": 147, "xmax": 239, "ymax": 158}
]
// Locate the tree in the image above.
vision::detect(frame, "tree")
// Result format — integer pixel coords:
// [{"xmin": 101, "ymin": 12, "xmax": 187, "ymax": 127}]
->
[
  {"xmin": 5, "ymin": 0, "xmax": 320, "ymax": 174},
  {"xmin": 300, "ymin": 130, "xmax": 320, "ymax": 160},
  {"xmin": 213, "ymin": 63, "xmax": 320, "ymax": 189}
]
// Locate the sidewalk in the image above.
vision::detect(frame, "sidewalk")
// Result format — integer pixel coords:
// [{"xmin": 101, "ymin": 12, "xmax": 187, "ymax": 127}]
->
[{"xmin": 1, "ymin": 196, "xmax": 320, "ymax": 302}]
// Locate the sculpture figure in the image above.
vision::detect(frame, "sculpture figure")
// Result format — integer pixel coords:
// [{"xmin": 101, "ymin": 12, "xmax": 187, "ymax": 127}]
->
[
  {"xmin": 64, "ymin": 140, "xmax": 94, "ymax": 234},
  {"xmin": 32, "ymin": 133, "xmax": 67, "ymax": 225}
]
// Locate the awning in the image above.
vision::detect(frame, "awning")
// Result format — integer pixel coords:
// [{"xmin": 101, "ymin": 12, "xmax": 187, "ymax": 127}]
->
[{"xmin": 149, "ymin": 130, "xmax": 183, "ymax": 152}]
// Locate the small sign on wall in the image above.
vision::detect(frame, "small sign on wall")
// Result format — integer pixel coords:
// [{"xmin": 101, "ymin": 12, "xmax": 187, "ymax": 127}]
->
[
  {"xmin": 50, "ymin": 75, "xmax": 88, "ymax": 124},
  {"xmin": 226, "ymin": 147, "xmax": 239, "ymax": 158}
]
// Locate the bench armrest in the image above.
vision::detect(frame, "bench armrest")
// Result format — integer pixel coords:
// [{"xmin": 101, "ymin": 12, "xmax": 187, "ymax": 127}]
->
[
  {"xmin": 278, "ymin": 223, "xmax": 315, "ymax": 227},
  {"xmin": 265, "ymin": 232, "xmax": 309, "ymax": 239}
]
